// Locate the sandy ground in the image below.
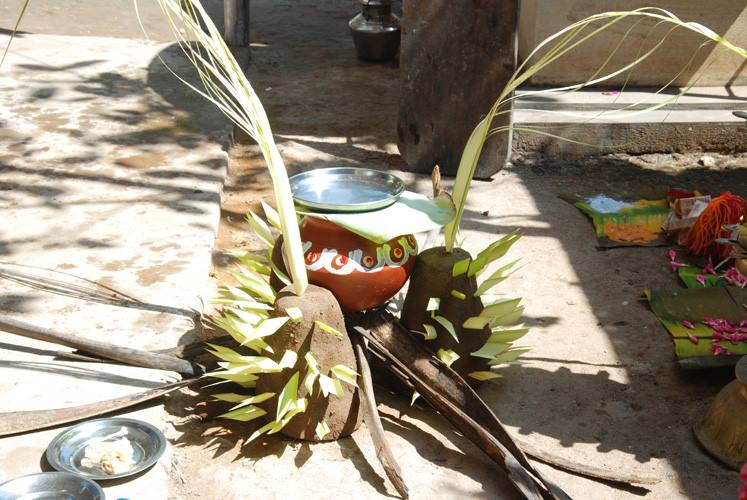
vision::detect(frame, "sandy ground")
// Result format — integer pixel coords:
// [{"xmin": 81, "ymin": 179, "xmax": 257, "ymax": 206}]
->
[{"xmin": 2, "ymin": 1, "xmax": 747, "ymax": 499}]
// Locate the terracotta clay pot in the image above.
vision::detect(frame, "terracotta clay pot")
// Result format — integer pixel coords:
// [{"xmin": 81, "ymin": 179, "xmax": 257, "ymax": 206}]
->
[{"xmin": 299, "ymin": 216, "xmax": 417, "ymax": 311}]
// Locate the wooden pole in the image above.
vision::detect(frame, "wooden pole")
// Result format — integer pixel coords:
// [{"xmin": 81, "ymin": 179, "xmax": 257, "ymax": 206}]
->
[
  {"xmin": 0, "ymin": 317, "xmax": 204, "ymax": 376},
  {"xmin": 223, "ymin": 0, "xmax": 250, "ymax": 47},
  {"xmin": 397, "ymin": 0, "xmax": 518, "ymax": 178}
]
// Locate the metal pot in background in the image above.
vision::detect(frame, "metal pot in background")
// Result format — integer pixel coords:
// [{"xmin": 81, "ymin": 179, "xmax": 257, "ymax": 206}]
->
[{"xmin": 349, "ymin": 0, "xmax": 401, "ymax": 62}]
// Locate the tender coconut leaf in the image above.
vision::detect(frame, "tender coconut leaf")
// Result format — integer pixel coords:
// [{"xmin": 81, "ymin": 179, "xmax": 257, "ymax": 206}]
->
[
  {"xmin": 423, "ymin": 324, "xmax": 438, "ymax": 340},
  {"xmin": 304, "ymin": 352, "xmax": 320, "ymax": 375},
  {"xmin": 1, "ymin": 0, "xmax": 29, "ymax": 69},
  {"xmin": 488, "ymin": 327, "xmax": 530, "ymax": 344},
  {"xmin": 206, "ymin": 343, "xmax": 245, "ymax": 363},
  {"xmin": 412, "ymin": 323, "xmax": 438, "ymax": 340},
  {"xmin": 218, "ymin": 289, "xmax": 273, "ymax": 310},
  {"xmin": 227, "ymin": 249, "xmax": 270, "ymax": 264},
  {"xmin": 304, "ymin": 372, "xmax": 317, "ymax": 395},
  {"xmin": 474, "ymin": 259, "xmax": 522, "ymax": 296},
  {"xmin": 246, "ymin": 210, "xmax": 275, "ymax": 248},
  {"xmin": 489, "ymin": 348, "xmax": 531, "ymax": 366},
  {"xmin": 230, "ymin": 268, "xmax": 276, "ymax": 303},
  {"xmin": 273, "ymin": 398, "xmax": 308, "ymax": 430},
  {"xmin": 276, "ymin": 372, "xmax": 300, "ymax": 421},
  {"xmin": 220, "ymin": 285, "xmax": 264, "ymax": 304},
  {"xmin": 261, "ymin": 200, "xmax": 281, "ymax": 230},
  {"xmin": 452, "ymin": 258, "xmax": 470, "ymax": 277},
  {"xmin": 142, "ymin": 0, "xmax": 308, "ymax": 294},
  {"xmin": 450, "ymin": 290, "xmax": 467, "ymax": 300},
  {"xmin": 480, "ymin": 298, "xmax": 522, "ymax": 318},
  {"xmin": 489, "ymin": 306, "xmax": 525, "ymax": 327},
  {"xmin": 279, "ymin": 350, "xmax": 298, "ymax": 369},
  {"xmin": 331, "ymin": 364, "xmax": 359, "ymax": 387},
  {"xmin": 219, "ymin": 405, "xmax": 267, "ymax": 422},
  {"xmin": 213, "ymin": 392, "xmax": 252, "ymax": 403},
  {"xmin": 469, "ymin": 371, "xmax": 504, "ymax": 381},
  {"xmin": 243, "ymin": 316, "xmax": 289, "ymax": 345},
  {"xmin": 228, "ymin": 308, "xmax": 267, "ymax": 327},
  {"xmin": 318, "ymin": 374, "xmax": 344, "ymax": 398},
  {"xmin": 226, "ymin": 392, "xmax": 277, "ymax": 411},
  {"xmin": 212, "ymin": 315, "xmax": 273, "ymax": 353},
  {"xmin": 299, "ymin": 191, "xmax": 455, "ymax": 244},
  {"xmin": 437, "ymin": 348, "xmax": 460, "ymax": 367},
  {"xmin": 468, "ymin": 231, "xmax": 522, "ymax": 277},
  {"xmin": 285, "ymin": 306, "xmax": 303, "ymax": 323},
  {"xmin": 433, "ymin": 315, "xmax": 459, "ymax": 342},
  {"xmin": 215, "ymin": 356, "xmax": 283, "ymax": 373},
  {"xmin": 227, "ymin": 251, "xmax": 272, "ymax": 276},
  {"xmin": 316, "ymin": 421, "xmax": 331, "ymax": 440},
  {"xmin": 246, "ymin": 420, "xmax": 280, "ymax": 444},
  {"xmin": 426, "ymin": 297, "xmax": 440, "ymax": 312},
  {"xmin": 206, "ymin": 371, "xmax": 259, "ymax": 385},
  {"xmin": 463, "ymin": 316, "xmax": 491, "ymax": 330},
  {"xmin": 443, "ymin": 117, "xmax": 490, "ymax": 251},
  {"xmin": 271, "ymin": 262, "xmax": 292, "ymax": 287},
  {"xmin": 471, "ymin": 342, "xmax": 511, "ymax": 360},
  {"xmin": 315, "ymin": 320, "xmax": 344, "ymax": 339}
]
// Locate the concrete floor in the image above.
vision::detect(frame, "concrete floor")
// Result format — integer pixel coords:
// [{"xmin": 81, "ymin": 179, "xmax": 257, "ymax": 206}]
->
[{"xmin": 1, "ymin": 1, "xmax": 746, "ymax": 499}]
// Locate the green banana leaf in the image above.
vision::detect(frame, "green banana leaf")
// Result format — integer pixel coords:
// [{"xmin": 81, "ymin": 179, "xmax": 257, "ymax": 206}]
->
[
  {"xmin": 677, "ymin": 264, "xmax": 727, "ymax": 289},
  {"xmin": 298, "ymin": 191, "xmax": 455, "ymax": 244},
  {"xmin": 561, "ymin": 193, "xmax": 670, "ymax": 248},
  {"xmin": 645, "ymin": 287, "xmax": 747, "ymax": 363}
]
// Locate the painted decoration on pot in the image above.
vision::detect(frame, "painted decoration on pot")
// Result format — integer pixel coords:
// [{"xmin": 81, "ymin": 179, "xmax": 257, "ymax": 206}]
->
[{"xmin": 300, "ymin": 216, "xmax": 417, "ymax": 311}]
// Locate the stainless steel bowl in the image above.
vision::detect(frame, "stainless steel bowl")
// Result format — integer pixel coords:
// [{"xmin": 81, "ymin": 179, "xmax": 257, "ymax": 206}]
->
[
  {"xmin": 46, "ymin": 418, "xmax": 166, "ymax": 481},
  {"xmin": 289, "ymin": 167, "xmax": 405, "ymax": 212},
  {"xmin": 0, "ymin": 472, "xmax": 105, "ymax": 500}
]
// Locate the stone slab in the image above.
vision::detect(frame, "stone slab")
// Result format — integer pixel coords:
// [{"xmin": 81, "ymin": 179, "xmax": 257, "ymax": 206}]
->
[{"xmin": 513, "ymin": 86, "xmax": 747, "ymax": 156}]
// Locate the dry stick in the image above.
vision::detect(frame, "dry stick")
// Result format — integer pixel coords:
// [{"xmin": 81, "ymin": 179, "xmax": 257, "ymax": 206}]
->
[
  {"xmin": 358, "ymin": 310, "xmax": 661, "ymax": 487},
  {"xmin": 0, "ymin": 377, "xmax": 201, "ymax": 437},
  {"xmin": 355, "ymin": 311, "xmax": 568, "ymax": 496},
  {"xmin": 356, "ymin": 326, "xmax": 553, "ymax": 500},
  {"xmin": 0, "ymin": 316, "xmax": 204, "ymax": 376},
  {"xmin": 351, "ymin": 329, "xmax": 409, "ymax": 499}
]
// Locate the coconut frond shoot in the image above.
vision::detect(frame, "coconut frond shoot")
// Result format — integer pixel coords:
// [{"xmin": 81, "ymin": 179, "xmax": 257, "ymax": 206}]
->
[
  {"xmin": 443, "ymin": 7, "xmax": 747, "ymax": 251},
  {"xmin": 0, "ymin": 0, "xmax": 30, "ymax": 69},
  {"xmin": 138, "ymin": 0, "xmax": 307, "ymax": 296},
  {"xmin": 403, "ymin": 8, "xmax": 747, "ymax": 382}
]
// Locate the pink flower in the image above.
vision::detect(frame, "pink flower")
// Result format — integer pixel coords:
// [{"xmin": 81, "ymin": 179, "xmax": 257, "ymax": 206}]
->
[
  {"xmin": 682, "ymin": 320, "xmax": 695, "ymax": 329},
  {"xmin": 687, "ymin": 333, "xmax": 699, "ymax": 345},
  {"xmin": 712, "ymin": 342, "xmax": 730, "ymax": 356},
  {"xmin": 670, "ymin": 261, "xmax": 684, "ymax": 271},
  {"xmin": 702, "ymin": 259, "xmax": 716, "ymax": 275},
  {"xmin": 724, "ymin": 267, "xmax": 747, "ymax": 287},
  {"xmin": 695, "ymin": 274, "xmax": 707, "ymax": 285}
]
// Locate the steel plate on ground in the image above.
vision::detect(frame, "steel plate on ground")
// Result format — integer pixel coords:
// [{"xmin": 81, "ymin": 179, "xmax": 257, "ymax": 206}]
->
[
  {"xmin": 0, "ymin": 472, "xmax": 105, "ymax": 500},
  {"xmin": 46, "ymin": 417, "xmax": 166, "ymax": 481}
]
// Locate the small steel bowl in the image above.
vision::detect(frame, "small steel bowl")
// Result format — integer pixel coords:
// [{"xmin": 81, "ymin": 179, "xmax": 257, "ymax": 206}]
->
[
  {"xmin": 46, "ymin": 418, "xmax": 167, "ymax": 481},
  {"xmin": 0, "ymin": 472, "xmax": 105, "ymax": 500},
  {"xmin": 289, "ymin": 167, "xmax": 405, "ymax": 212}
]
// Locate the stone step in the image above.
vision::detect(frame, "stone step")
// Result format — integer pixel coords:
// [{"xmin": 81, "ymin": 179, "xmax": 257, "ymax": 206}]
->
[{"xmin": 513, "ymin": 86, "xmax": 747, "ymax": 156}]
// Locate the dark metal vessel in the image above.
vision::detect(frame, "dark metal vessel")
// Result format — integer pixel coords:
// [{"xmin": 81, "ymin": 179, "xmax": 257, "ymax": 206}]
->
[{"xmin": 349, "ymin": 0, "xmax": 401, "ymax": 61}]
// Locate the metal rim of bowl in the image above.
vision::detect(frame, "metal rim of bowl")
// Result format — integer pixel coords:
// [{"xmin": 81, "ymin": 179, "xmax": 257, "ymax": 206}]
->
[
  {"xmin": 0, "ymin": 471, "xmax": 106, "ymax": 500},
  {"xmin": 45, "ymin": 417, "xmax": 167, "ymax": 481},
  {"xmin": 289, "ymin": 167, "xmax": 405, "ymax": 213}
]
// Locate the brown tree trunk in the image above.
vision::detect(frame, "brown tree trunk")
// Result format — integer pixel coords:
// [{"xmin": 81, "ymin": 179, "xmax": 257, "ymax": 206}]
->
[{"xmin": 397, "ymin": 0, "xmax": 518, "ymax": 179}]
